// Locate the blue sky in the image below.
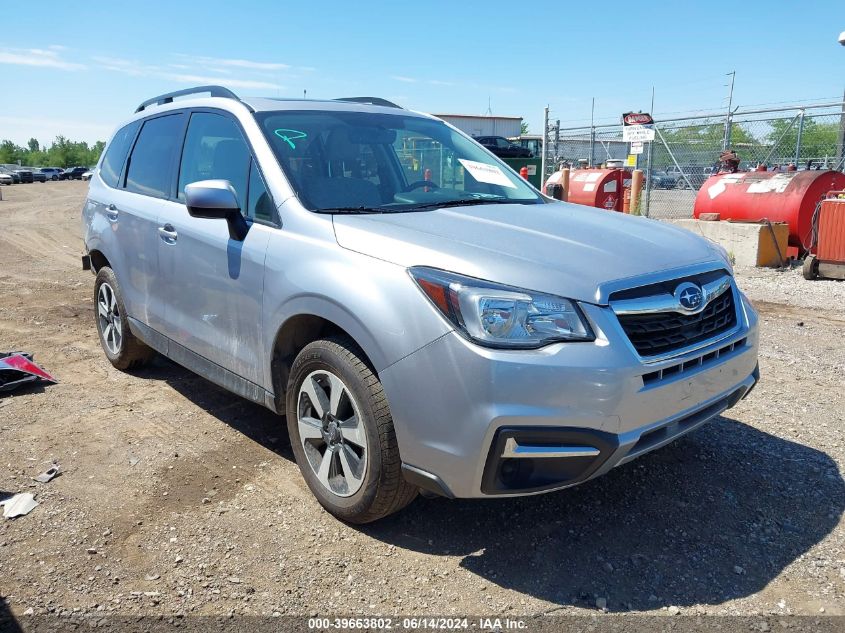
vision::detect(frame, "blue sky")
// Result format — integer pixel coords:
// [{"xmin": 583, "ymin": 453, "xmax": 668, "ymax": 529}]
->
[{"xmin": 2, "ymin": 1, "xmax": 844, "ymax": 145}]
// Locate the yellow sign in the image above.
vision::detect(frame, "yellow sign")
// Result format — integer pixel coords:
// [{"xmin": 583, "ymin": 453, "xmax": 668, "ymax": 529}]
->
[{"xmin": 625, "ymin": 155, "xmax": 637, "ymax": 167}]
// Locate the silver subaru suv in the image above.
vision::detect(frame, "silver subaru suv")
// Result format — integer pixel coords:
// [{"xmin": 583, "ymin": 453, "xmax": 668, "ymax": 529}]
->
[{"xmin": 82, "ymin": 86, "xmax": 759, "ymax": 523}]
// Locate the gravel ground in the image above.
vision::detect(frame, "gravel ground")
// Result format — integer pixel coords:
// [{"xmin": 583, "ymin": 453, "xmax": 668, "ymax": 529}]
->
[
  {"xmin": 738, "ymin": 264, "xmax": 845, "ymax": 312},
  {"xmin": 0, "ymin": 183, "xmax": 843, "ymax": 627}
]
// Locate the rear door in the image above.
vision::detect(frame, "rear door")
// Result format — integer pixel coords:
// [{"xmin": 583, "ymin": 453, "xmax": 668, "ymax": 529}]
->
[
  {"xmin": 116, "ymin": 112, "xmax": 187, "ymax": 336},
  {"xmin": 159, "ymin": 110, "xmax": 272, "ymax": 386}
]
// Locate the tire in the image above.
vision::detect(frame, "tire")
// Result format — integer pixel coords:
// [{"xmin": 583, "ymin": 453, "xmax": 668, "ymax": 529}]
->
[
  {"xmin": 802, "ymin": 255, "xmax": 818, "ymax": 280},
  {"xmin": 286, "ymin": 338, "xmax": 417, "ymax": 523},
  {"xmin": 93, "ymin": 267, "xmax": 155, "ymax": 370},
  {"xmin": 51, "ymin": 176, "xmax": 58, "ymax": 181}
]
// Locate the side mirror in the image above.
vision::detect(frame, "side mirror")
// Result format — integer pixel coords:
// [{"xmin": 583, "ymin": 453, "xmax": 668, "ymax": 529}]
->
[{"xmin": 185, "ymin": 180, "xmax": 249, "ymax": 241}]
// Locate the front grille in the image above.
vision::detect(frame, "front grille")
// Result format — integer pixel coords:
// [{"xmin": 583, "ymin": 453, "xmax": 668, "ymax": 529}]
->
[{"xmin": 617, "ymin": 289, "xmax": 737, "ymax": 357}]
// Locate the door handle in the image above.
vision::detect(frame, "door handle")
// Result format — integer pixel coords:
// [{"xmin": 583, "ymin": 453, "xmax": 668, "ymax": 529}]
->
[
  {"xmin": 158, "ymin": 224, "xmax": 178, "ymax": 243},
  {"xmin": 106, "ymin": 204, "xmax": 118, "ymax": 221}
]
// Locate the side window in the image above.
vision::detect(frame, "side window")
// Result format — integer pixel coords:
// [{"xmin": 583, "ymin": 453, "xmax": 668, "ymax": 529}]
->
[
  {"xmin": 177, "ymin": 112, "xmax": 249, "ymax": 207},
  {"xmin": 100, "ymin": 120, "xmax": 140, "ymax": 188},
  {"xmin": 247, "ymin": 159, "xmax": 274, "ymax": 222},
  {"xmin": 495, "ymin": 138, "xmax": 510, "ymax": 149},
  {"xmin": 125, "ymin": 114, "xmax": 184, "ymax": 198}
]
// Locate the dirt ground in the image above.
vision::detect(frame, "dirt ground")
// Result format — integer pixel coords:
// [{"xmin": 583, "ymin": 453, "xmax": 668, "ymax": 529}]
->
[{"xmin": 1, "ymin": 182, "xmax": 844, "ymax": 623}]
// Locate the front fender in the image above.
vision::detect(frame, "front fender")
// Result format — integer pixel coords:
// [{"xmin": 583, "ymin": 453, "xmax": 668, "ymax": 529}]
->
[{"xmin": 261, "ymin": 247, "xmax": 452, "ymax": 391}]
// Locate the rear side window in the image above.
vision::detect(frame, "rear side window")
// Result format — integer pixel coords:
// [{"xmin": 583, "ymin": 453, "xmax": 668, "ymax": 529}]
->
[
  {"xmin": 100, "ymin": 120, "xmax": 140, "ymax": 188},
  {"xmin": 125, "ymin": 114, "xmax": 184, "ymax": 198},
  {"xmin": 177, "ymin": 112, "xmax": 250, "ymax": 207}
]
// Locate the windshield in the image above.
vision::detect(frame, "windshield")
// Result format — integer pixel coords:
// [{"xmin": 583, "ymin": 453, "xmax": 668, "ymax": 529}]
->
[{"xmin": 256, "ymin": 110, "xmax": 543, "ymax": 213}]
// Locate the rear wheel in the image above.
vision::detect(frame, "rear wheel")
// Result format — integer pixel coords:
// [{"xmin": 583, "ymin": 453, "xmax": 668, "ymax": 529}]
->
[
  {"xmin": 94, "ymin": 267, "xmax": 155, "ymax": 370},
  {"xmin": 802, "ymin": 254, "xmax": 818, "ymax": 280},
  {"xmin": 286, "ymin": 338, "xmax": 417, "ymax": 523}
]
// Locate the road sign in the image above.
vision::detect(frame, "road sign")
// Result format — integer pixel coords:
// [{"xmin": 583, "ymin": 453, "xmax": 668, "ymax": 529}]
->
[
  {"xmin": 622, "ymin": 112, "xmax": 654, "ymax": 126},
  {"xmin": 622, "ymin": 125, "xmax": 655, "ymax": 142},
  {"xmin": 630, "ymin": 141, "xmax": 644, "ymax": 155},
  {"xmin": 622, "ymin": 111, "xmax": 655, "ymax": 142}
]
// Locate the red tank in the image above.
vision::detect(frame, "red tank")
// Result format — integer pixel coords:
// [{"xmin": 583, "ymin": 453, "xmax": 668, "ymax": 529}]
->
[
  {"xmin": 547, "ymin": 168, "xmax": 631, "ymax": 211},
  {"xmin": 693, "ymin": 170, "xmax": 845, "ymax": 250}
]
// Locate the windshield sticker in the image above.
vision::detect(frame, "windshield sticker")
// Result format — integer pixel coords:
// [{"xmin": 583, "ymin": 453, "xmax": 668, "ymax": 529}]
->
[
  {"xmin": 273, "ymin": 129, "xmax": 308, "ymax": 149},
  {"xmin": 458, "ymin": 159, "xmax": 516, "ymax": 189}
]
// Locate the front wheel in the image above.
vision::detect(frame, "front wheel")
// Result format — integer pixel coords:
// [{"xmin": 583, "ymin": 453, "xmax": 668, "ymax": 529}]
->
[
  {"xmin": 286, "ymin": 338, "xmax": 417, "ymax": 523},
  {"xmin": 94, "ymin": 267, "xmax": 155, "ymax": 370}
]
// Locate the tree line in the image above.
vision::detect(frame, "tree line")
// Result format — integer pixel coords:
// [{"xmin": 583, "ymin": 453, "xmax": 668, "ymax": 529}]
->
[
  {"xmin": 657, "ymin": 119, "xmax": 842, "ymax": 166},
  {"xmin": 0, "ymin": 137, "xmax": 105, "ymax": 168}
]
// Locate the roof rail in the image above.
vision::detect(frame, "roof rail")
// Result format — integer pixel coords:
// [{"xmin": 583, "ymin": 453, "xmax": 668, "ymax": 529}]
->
[
  {"xmin": 334, "ymin": 97, "xmax": 403, "ymax": 109},
  {"xmin": 135, "ymin": 85, "xmax": 249, "ymax": 113}
]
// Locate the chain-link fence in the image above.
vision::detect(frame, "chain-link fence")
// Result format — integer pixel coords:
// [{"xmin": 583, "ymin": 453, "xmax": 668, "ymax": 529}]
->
[{"xmin": 541, "ymin": 102, "xmax": 845, "ymax": 218}]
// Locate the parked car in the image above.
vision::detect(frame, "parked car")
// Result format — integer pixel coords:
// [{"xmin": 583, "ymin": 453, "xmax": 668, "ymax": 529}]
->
[
  {"xmin": 14, "ymin": 168, "xmax": 34, "ymax": 183},
  {"xmin": 509, "ymin": 135, "xmax": 545, "ymax": 158},
  {"xmin": 82, "ymin": 86, "xmax": 760, "ymax": 523},
  {"xmin": 40, "ymin": 167, "xmax": 64, "ymax": 181},
  {"xmin": 0, "ymin": 166, "xmax": 20, "ymax": 184},
  {"xmin": 81, "ymin": 168, "xmax": 95, "ymax": 181},
  {"xmin": 666, "ymin": 165, "xmax": 716, "ymax": 190},
  {"xmin": 0, "ymin": 172, "xmax": 12, "ymax": 186},
  {"xmin": 649, "ymin": 171, "xmax": 678, "ymax": 189},
  {"xmin": 32, "ymin": 170, "xmax": 47, "ymax": 183},
  {"xmin": 64, "ymin": 166, "xmax": 89, "ymax": 180},
  {"xmin": 474, "ymin": 135, "xmax": 533, "ymax": 158}
]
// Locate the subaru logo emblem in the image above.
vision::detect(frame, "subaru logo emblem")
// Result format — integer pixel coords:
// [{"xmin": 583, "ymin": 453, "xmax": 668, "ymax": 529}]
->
[{"xmin": 675, "ymin": 282, "xmax": 703, "ymax": 311}]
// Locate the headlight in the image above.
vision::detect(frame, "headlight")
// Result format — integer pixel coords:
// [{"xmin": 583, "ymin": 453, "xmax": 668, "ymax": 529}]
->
[{"xmin": 409, "ymin": 267, "xmax": 594, "ymax": 349}]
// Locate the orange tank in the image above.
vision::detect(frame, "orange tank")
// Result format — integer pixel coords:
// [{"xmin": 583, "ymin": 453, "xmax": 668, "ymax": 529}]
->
[
  {"xmin": 546, "ymin": 168, "xmax": 631, "ymax": 212},
  {"xmin": 693, "ymin": 170, "xmax": 845, "ymax": 250},
  {"xmin": 817, "ymin": 196, "xmax": 845, "ymax": 264}
]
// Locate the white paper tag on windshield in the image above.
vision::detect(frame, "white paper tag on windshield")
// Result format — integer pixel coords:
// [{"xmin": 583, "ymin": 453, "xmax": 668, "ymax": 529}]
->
[{"xmin": 458, "ymin": 159, "xmax": 516, "ymax": 189}]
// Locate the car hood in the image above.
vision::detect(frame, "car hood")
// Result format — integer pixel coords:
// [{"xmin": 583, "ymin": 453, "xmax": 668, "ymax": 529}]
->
[{"xmin": 332, "ymin": 201, "xmax": 724, "ymax": 305}]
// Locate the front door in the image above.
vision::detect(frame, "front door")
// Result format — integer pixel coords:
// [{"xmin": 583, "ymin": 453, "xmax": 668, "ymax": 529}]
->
[{"xmin": 158, "ymin": 111, "xmax": 273, "ymax": 387}]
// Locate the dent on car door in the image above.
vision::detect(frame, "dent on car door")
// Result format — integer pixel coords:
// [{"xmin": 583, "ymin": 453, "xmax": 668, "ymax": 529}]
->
[{"xmin": 159, "ymin": 111, "xmax": 271, "ymax": 386}]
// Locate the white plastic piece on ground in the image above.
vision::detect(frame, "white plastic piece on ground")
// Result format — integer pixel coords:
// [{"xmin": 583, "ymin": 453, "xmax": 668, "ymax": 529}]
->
[
  {"xmin": 33, "ymin": 464, "xmax": 60, "ymax": 483},
  {"xmin": 1, "ymin": 493, "xmax": 39, "ymax": 518}
]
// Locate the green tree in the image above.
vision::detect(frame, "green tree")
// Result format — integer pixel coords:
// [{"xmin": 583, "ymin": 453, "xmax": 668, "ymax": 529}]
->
[
  {"xmin": 0, "ymin": 136, "xmax": 106, "ymax": 168},
  {"xmin": 0, "ymin": 140, "xmax": 23, "ymax": 165},
  {"xmin": 520, "ymin": 121, "xmax": 529, "ymax": 135},
  {"xmin": 652, "ymin": 121, "xmax": 759, "ymax": 169},
  {"xmin": 767, "ymin": 117, "xmax": 839, "ymax": 165}
]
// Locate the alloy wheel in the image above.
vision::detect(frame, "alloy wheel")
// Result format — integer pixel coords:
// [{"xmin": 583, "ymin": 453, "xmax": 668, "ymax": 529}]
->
[
  {"xmin": 97, "ymin": 282, "xmax": 123, "ymax": 355},
  {"xmin": 297, "ymin": 370, "xmax": 368, "ymax": 497}
]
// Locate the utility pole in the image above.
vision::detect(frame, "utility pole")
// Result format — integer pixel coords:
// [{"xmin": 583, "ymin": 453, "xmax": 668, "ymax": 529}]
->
[
  {"xmin": 589, "ymin": 97, "xmax": 595, "ymax": 167},
  {"xmin": 541, "ymin": 106, "xmax": 549, "ymax": 190},
  {"xmin": 643, "ymin": 86, "xmax": 655, "ymax": 217},
  {"xmin": 837, "ymin": 87, "xmax": 845, "ymax": 170},
  {"xmin": 723, "ymin": 71, "xmax": 735, "ymax": 151},
  {"xmin": 836, "ymin": 34, "xmax": 845, "ymax": 169}
]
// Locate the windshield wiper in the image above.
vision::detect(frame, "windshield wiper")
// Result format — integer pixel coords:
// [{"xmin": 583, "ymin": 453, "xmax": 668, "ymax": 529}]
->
[
  {"xmin": 404, "ymin": 198, "xmax": 516, "ymax": 211},
  {"xmin": 314, "ymin": 206, "xmax": 384, "ymax": 214}
]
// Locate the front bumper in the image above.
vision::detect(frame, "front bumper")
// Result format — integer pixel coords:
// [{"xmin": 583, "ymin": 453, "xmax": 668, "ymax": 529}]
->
[{"xmin": 381, "ymin": 291, "xmax": 759, "ymax": 499}]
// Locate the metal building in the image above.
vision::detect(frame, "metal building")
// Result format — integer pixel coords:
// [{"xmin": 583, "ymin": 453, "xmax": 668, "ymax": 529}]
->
[{"xmin": 432, "ymin": 114, "xmax": 523, "ymax": 138}]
